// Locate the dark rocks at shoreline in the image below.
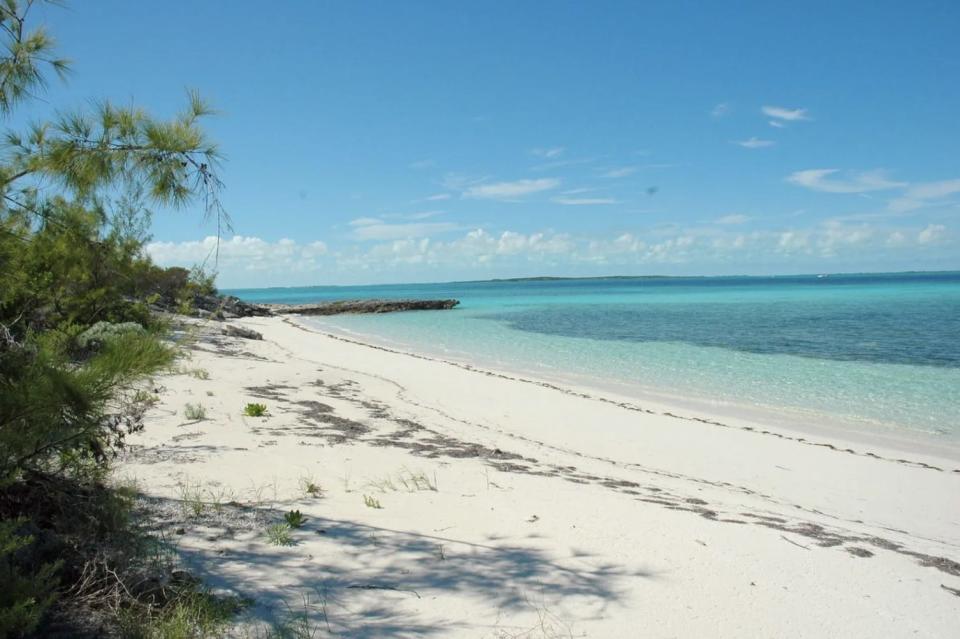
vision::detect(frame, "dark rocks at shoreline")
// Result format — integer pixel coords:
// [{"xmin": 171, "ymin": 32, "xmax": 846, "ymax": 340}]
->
[
  {"xmin": 195, "ymin": 294, "xmax": 273, "ymax": 318},
  {"xmin": 222, "ymin": 324, "xmax": 263, "ymax": 340},
  {"xmin": 266, "ymin": 299, "xmax": 460, "ymax": 316},
  {"xmin": 166, "ymin": 294, "xmax": 459, "ymax": 320}
]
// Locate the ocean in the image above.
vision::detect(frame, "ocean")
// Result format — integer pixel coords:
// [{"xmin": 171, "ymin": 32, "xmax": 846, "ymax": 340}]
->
[{"xmin": 227, "ymin": 272, "xmax": 960, "ymax": 445}]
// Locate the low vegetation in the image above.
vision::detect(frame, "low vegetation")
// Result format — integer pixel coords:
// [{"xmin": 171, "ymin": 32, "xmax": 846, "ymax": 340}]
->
[
  {"xmin": 266, "ymin": 523, "xmax": 294, "ymax": 547},
  {"xmin": 298, "ymin": 474, "xmax": 323, "ymax": 498},
  {"xmin": 243, "ymin": 403, "xmax": 269, "ymax": 417},
  {"xmin": 0, "ymin": 2, "xmax": 232, "ymax": 635},
  {"xmin": 183, "ymin": 403, "xmax": 208, "ymax": 422},
  {"xmin": 284, "ymin": 510, "xmax": 307, "ymax": 528},
  {"xmin": 365, "ymin": 468, "xmax": 438, "ymax": 493}
]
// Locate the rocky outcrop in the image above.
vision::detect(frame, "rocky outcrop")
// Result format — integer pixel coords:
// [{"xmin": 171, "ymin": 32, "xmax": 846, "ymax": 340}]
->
[
  {"xmin": 167, "ymin": 294, "xmax": 459, "ymax": 320},
  {"xmin": 222, "ymin": 324, "xmax": 263, "ymax": 340},
  {"xmin": 266, "ymin": 299, "xmax": 460, "ymax": 316},
  {"xmin": 193, "ymin": 294, "xmax": 273, "ymax": 319}
]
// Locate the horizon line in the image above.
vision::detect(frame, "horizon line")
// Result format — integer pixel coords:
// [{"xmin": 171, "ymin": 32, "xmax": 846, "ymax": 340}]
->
[{"xmin": 220, "ymin": 269, "xmax": 960, "ymax": 292}]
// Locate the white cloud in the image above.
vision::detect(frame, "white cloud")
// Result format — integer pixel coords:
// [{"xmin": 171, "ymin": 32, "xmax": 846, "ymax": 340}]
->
[
  {"xmin": 406, "ymin": 210, "xmax": 444, "ymax": 220},
  {"xmin": 735, "ymin": 137, "xmax": 775, "ymax": 149},
  {"xmin": 349, "ymin": 217, "xmax": 381, "ymax": 227},
  {"xmin": 532, "ymin": 147, "xmax": 565, "ymax": 159},
  {"xmin": 462, "ymin": 178, "xmax": 560, "ymax": 200},
  {"xmin": 552, "ymin": 197, "xmax": 619, "ymax": 205},
  {"xmin": 349, "ymin": 220, "xmax": 460, "ymax": 241},
  {"xmin": 906, "ymin": 178, "xmax": 960, "ymax": 200},
  {"xmin": 423, "ymin": 193, "xmax": 451, "ymax": 201},
  {"xmin": 762, "ymin": 105, "xmax": 810, "ymax": 122},
  {"xmin": 148, "ymin": 220, "xmax": 955, "ymax": 288},
  {"xmin": 918, "ymin": 224, "xmax": 946, "ymax": 244},
  {"xmin": 777, "ymin": 230, "xmax": 809, "ymax": 252},
  {"xmin": 600, "ymin": 166, "xmax": 637, "ymax": 178},
  {"xmin": 146, "ymin": 235, "xmax": 328, "ymax": 276},
  {"xmin": 787, "ymin": 169, "xmax": 905, "ymax": 194},
  {"xmin": 715, "ymin": 214, "xmax": 750, "ymax": 225},
  {"xmin": 711, "ymin": 102, "xmax": 731, "ymax": 118},
  {"xmin": 408, "ymin": 159, "xmax": 435, "ymax": 170},
  {"xmin": 889, "ymin": 178, "xmax": 960, "ymax": 212},
  {"xmin": 442, "ymin": 173, "xmax": 488, "ymax": 191}
]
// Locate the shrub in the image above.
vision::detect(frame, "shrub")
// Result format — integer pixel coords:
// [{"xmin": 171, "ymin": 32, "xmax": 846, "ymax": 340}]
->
[
  {"xmin": 243, "ymin": 403, "xmax": 268, "ymax": 417},
  {"xmin": 284, "ymin": 510, "xmax": 307, "ymax": 528},
  {"xmin": 75, "ymin": 321, "xmax": 147, "ymax": 354},
  {"xmin": 0, "ymin": 519, "xmax": 61, "ymax": 638},
  {"xmin": 299, "ymin": 476, "xmax": 323, "ymax": 498},
  {"xmin": 266, "ymin": 523, "xmax": 293, "ymax": 546},
  {"xmin": 183, "ymin": 403, "xmax": 207, "ymax": 421},
  {"xmin": 362, "ymin": 495, "xmax": 383, "ymax": 509}
]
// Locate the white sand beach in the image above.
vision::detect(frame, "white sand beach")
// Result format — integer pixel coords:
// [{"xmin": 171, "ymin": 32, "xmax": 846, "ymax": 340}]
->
[{"xmin": 121, "ymin": 315, "xmax": 960, "ymax": 638}]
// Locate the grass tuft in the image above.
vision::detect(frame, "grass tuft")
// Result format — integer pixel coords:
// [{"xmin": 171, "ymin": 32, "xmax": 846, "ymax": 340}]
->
[{"xmin": 266, "ymin": 523, "xmax": 294, "ymax": 546}]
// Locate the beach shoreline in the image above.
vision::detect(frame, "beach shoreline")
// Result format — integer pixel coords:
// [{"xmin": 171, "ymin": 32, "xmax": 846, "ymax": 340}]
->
[
  {"xmin": 292, "ymin": 314, "xmax": 960, "ymax": 464},
  {"xmin": 121, "ymin": 315, "xmax": 960, "ymax": 637}
]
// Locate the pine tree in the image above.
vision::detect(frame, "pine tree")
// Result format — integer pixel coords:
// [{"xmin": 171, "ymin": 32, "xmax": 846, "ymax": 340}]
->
[{"xmin": 0, "ymin": 2, "xmax": 226, "ymax": 633}]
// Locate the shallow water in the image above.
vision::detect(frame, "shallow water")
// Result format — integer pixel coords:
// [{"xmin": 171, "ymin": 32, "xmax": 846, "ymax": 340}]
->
[{"xmin": 228, "ymin": 272, "xmax": 960, "ymax": 443}]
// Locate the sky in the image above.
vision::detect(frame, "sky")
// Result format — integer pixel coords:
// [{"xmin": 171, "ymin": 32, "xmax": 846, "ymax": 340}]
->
[{"xmin": 22, "ymin": 0, "xmax": 960, "ymax": 287}]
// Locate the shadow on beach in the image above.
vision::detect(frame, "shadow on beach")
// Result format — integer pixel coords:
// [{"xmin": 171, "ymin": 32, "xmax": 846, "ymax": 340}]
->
[{"xmin": 140, "ymin": 495, "xmax": 651, "ymax": 637}]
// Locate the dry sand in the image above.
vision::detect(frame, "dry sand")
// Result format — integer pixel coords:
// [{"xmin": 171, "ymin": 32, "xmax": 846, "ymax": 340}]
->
[{"xmin": 120, "ymin": 315, "xmax": 960, "ymax": 638}]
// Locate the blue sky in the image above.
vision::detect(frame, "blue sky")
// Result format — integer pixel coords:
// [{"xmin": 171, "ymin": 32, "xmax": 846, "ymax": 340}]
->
[{"xmin": 26, "ymin": 0, "xmax": 960, "ymax": 286}]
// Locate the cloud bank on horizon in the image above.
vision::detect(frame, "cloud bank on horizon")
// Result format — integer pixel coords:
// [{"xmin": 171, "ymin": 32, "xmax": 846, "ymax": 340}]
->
[{"xmin": 43, "ymin": 1, "xmax": 957, "ymax": 286}]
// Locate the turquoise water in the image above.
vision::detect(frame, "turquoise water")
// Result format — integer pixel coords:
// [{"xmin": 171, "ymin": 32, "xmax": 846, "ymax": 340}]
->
[{"xmin": 227, "ymin": 273, "xmax": 960, "ymax": 442}]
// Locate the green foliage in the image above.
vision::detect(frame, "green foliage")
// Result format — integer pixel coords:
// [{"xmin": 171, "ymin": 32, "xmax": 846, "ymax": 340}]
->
[
  {"xmin": 266, "ymin": 523, "xmax": 293, "ymax": 546},
  {"xmin": 283, "ymin": 510, "xmax": 306, "ymax": 528},
  {"xmin": 117, "ymin": 589, "xmax": 245, "ymax": 639},
  {"xmin": 0, "ymin": 329, "xmax": 175, "ymax": 483},
  {"xmin": 176, "ymin": 480, "xmax": 206, "ymax": 519},
  {"xmin": 243, "ymin": 403, "xmax": 268, "ymax": 417},
  {"xmin": 0, "ymin": 1, "xmax": 230, "ymax": 634},
  {"xmin": 182, "ymin": 403, "xmax": 206, "ymax": 422},
  {"xmin": 362, "ymin": 495, "xmax": 383, "ymax": 509},
  {"xmin": 298, "ymin": 475, "xmax": 323, "ymax": 498},
  {"xmin": 0, "ymin": 1, "xmax": 70, "ymax": 117},
  {"xmin": 0, "ymin": 518, "xmax": 61, "ymax": 638}
]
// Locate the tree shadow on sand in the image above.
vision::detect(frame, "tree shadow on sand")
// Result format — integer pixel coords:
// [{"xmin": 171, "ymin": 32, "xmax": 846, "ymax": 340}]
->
[{"xmin": 144, "ymin": 497, "xmax": 652, "ymax": 637}]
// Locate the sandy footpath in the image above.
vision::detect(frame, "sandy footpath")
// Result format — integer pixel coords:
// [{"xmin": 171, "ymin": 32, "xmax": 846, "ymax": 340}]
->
[{"xmin": 120, "ymin": 315, "xmax": 960, "ymax": 638}]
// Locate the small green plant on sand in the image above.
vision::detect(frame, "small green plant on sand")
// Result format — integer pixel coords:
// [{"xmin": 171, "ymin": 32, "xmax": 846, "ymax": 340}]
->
[
  {"xmin": 243, "ymin": 402, "xmax": 268, "ymax": 417},
  {"xmin": 177, "ymin": 480, "xmax": 206, "ymax": 518},
  {"xmin": 266, "ymin": 522, "xmax": 294, "ymax": 546},
  {"xmin": 363, "ymin": 495, "xmax": 382, "ymax": 509},
  {"xmin": 284, "ymin": 510, "xmax": 307, "ymax": 528},
  {"xmin": 298, "ymin": 474, "xmax": 323, "ymax": 498},
  {"xmin": 366, "ymin": 468, "xmax": 437, "ymax": 493},
  {"xmin": 183, "ymin": 402, "xmax": 207, "ymax": 421},
  {"xmin": 189, "ymin": 367, "xmax": 210, "ymax": 380},
  {"xmin": 131, "ymin": 389, "xmax": 160, "ymax": 406}
]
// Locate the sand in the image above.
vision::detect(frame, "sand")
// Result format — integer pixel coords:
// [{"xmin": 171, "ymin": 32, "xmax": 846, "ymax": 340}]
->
[{"xmin": 120, "ymin": 315, "xmax": 960, "ymax": 638}]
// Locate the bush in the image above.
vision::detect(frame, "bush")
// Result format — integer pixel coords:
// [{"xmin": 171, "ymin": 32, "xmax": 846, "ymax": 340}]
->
[
  {"xmin": 0, "ymin": 1, "xmax": 229, "ymax": 633},
  {"xmin": 0, "ymin": 330, "xmax": 175, "ymax": 484},
  {"xmin": 0, "ymin": 519, "xmax": 61, "ymax": 638},
  {"xmin": 283, "ymin": 510, "xmax": 306, "ymax": 528},
  {"xmin": 183, "ymin": 403, "xmax": 207, "ymax": 422},
  {"xmin": 266, "ymin": 523, "xmax": 293, "ymax": 546},
  {"xmin": 243, "ymin": 403, "xmax": 267, "ymax": 417},
  {"xmin": 76, "ymin": 321, "xmax": 146, "ymax": 353}
]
